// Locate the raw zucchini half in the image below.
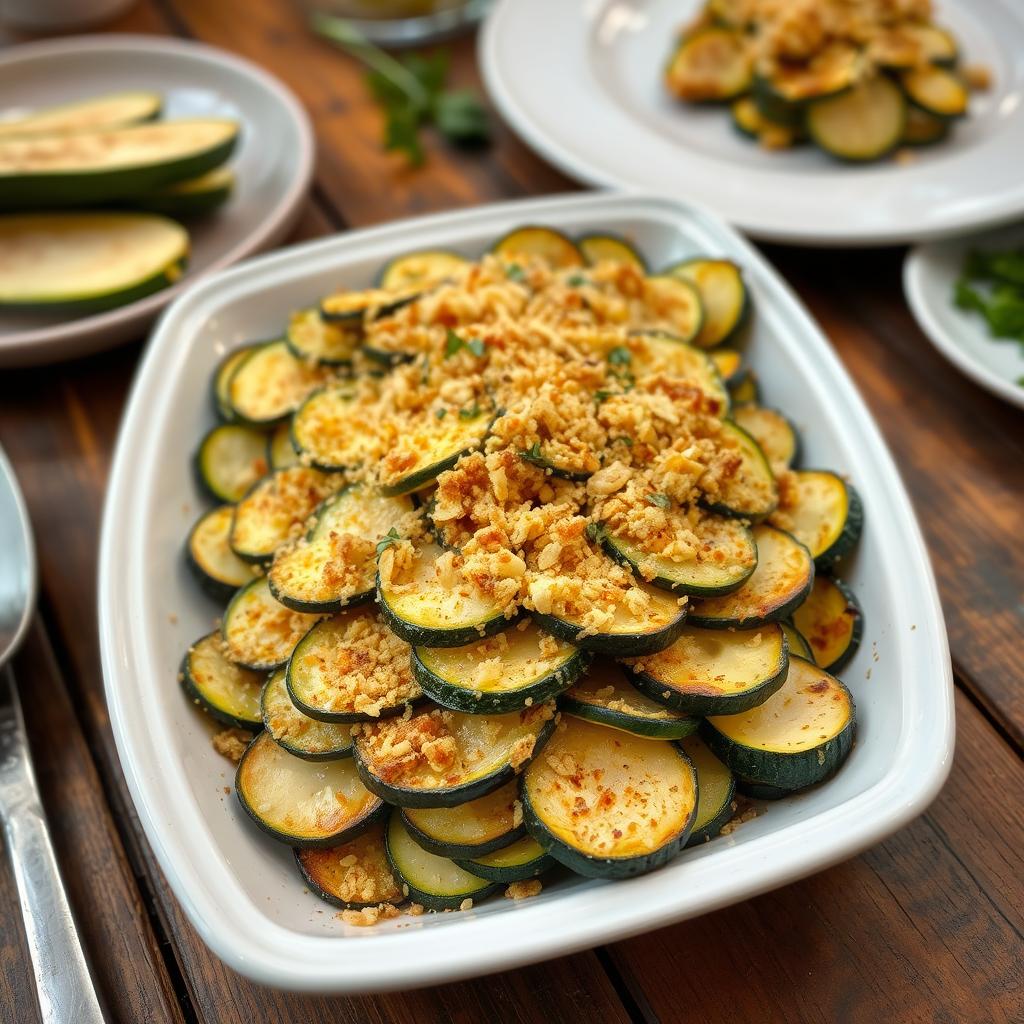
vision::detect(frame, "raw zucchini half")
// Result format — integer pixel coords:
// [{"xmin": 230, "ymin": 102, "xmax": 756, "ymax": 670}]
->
[
  {"xmin": 792, "ymin": 575, "xmax": 863, "ymax": 673},
  {"xmin": 623, "ymin": 331, "xmax": 729, "ymax": 410},
  {"xmin": 688, "ymin": 525, "xmax": 814, "ymax": 629},
  {"xmin": 290, "ymin": 387, "xmax": 380, "ymax": 472},
  {"xmin": 666, "ymin": 258, "xmax": 748, "ymax": 349},
  {"xmin": 377, "ymin": 249, "xmax": 468, "ymax": 290},
  {"xmin": 132, "ymin": 166, "xmax": 234, "ymax": 218},
  {"xmin": 578, "ymin": 233, "xmax": 647, "ymax": 270},
  {"xmin": 185, "ymin": 505, "xmax": 254, "ymax": 602},
  {"xmin": 704, "ymin": 420, "xmax": 779, "ymax": 521},
  {"xmin": 386, "ymin": 812, "xmax": 497, "ymax": 911},
  {"xmin": 807, "ymin": 75, "xmax": 906, "ymax": 162},
  {"xmin": 733, "ymin": 405, "xmax": 799, "ymax": 473},
  {"xmin": 287, "ymin": 308, "xmax": 360, "ymax": 366},
  {"xmin": 295, "ymin": 821, "xmax": 402, "ymax": 909},
  {"xmin": 180, "ymin": 632, "xmax": 263, "ymax": 730},
  {"xmin": 0, "ymin": 118, "xmax": 238, "ymax": 208},
  {"xmin": 771, "ymin": 470, "xmax": 862, "ymax": 569},
  {"xmin": 412, "ymin": 620, "xmax": 589, "ymax": 714},
  {"xmin": 643, "ymin": 275, "xmax": 704, "ymax": 345},
  {"xmin": 522, "ymin": 716, "xmax": 697, "ymax": 879},
  {"xmin": 492, "ymin": 225, "xmax": 583, "ymax": 268},
  {"xmin": 702, "ymin": 656, "xmax": 855, "ymax": 793},
  {"xmin": 0, "ymin": 90, "xmax": 161, "ymax": 138},
  {"xmin": 353, "ymin": 704, "xmax": 557, "ymax": 808},
  {"xmin": 193, "ymin": 423, "xmax": 267, "ymax": 504},
  {"xmin": 227, "ymin": 339, "xmax": 336, "ymax": 427},
  {"xmin": 236, "ymin": 731, "xmax": 385, "ymax": 848},
  {"xmin": 261, "ymin": 670, "xmax": 355, "ymax": 761},
  {"xmin": 665, "ymin": 27, "xmax": 753, "ymax": 103},
  {"xmin": 625, "ymin": 622, "xmax": 789, "ymax": 716},
  {"xmin": 680, "ymin": 734, "xmax": 736, "ymax": 848},
  {"xmin": 454, "ymin": 835, "xmax": 553, "ymax": 883},
  {"xmin": 0, "ymin": 212, "xmax": 187, "ymax": 312},
  {"xmin": 900, "ymin": 65, "xmax": 968, "ymax": 119}
]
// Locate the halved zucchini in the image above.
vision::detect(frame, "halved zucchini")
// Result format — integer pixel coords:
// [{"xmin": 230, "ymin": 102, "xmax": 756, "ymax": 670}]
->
[
  {"xmin": 286, "ymin": 608, "xmax": 420, "ymax": 723},
  {"xmin": 454, "ymin": 835, "xmax": 553, "ymax": 883},
  {"xmin": 665, "ymin": 27, "xmax": 753, "ymax": 103},
  {"xmin": 377, "ymin": 249, "xmax": 468, "ymax": 290},
  {"xmin": 900, "ymin": 65, "xmax": 968, "ymax": 118},
  {"xmin": 781, "ymin": 620, "xmax": 815, "ymax": 661},
  {"xmin": 688, "ymin": 525, "xmax": 814, "ymax": 629},
  {"xmin": 623, "ymin": 331, "xmax": 729, "ymax": 409},
  {"xmin": 625, "ymin": 622, "xmax": 788, "ymax": 716},
  {"xmin": 185, "ymin": 505, "xmax": 254, "ymax": 601},
  {"xmin": 386, "ymin": 812, "xmax": 497, "ymax": 910},
  {"xmin": 0, "ymin": 90, "xmax": 161, "ymax": 138},
  {"xmin": 212, "ymin": 344, "xmax": 257, "ymax": 422},
  {"xmin": 578, "ymin": 233, "xmax": 646, "ymax": 270},
  {"xmin": 902, "ymin": 105, "xmax": 949, "ymax": 146},
  {"xmin": 643, "ymin": 275, "xmax": 704, "ymax": 344},
  {"xmin": 295, "ymin": 821, "xmax": 402, "ymax": 909},
  {"xmin": 807, "ymin": 75, "xmax": 906, "ymax": 162},
  {"xmin": 666, "ymin": 258, "xmax": 748, "ymax": 348},
  {"xmin": 770, "ymin": 470, "xmax": 862, "ymax": 568},
  {"xmin": 492, "ymin": 226, "xmax": 583, "ymax": 268},
  {"xmin": 792, "ymin": 575, "xmax": 863, "ymax": 673},
  {"xmin": 222, "ymin": 576, "xmax": 323, "ymax": 671},
  {"xmin": 132, "ymin": 166, "xmax": 234, "ymax": 218},
  {"xmin": 353, "ymin": 704, "xmax": 556, "ymax": 808},
  {"xmin": 704, "ymin": 420, "xmax": 778, "ymax": 521},
  {"xmin": 0, "ymin": 118, "xmax": 239, "ymax": 208},
  {"xmin": 290, "ymin": 387, "xmax": 381, "ymax": 472},
  {"xmin": 412, "ymin": 619, "xmax": 589, "ymax": 714},
  {"xmin": 702, "ymin": 656, "xmax": 855, "ymax": 793},
  {"xmin": 320, "ymin": 286, "xmax": 418, "ymax": 324},
  {"xmin": 193, "ymin": 423, "xmax": 267, "ymax": 504},
  {"xmin": 0, "ymin": 212, "xmax": 187, "ymax": 312},
  {"xmin": 180, "ymin": 631, "xmax": 263, "ymax": 730},
  {"xmin": 522, "ymin": 716, "xmax": 697, "ymax": 878},
  {"xmin": 236, "ymin": 731, "xmax": 385, "ymax": 848},
  {"xmin": 733, "ymin": 405, "xmax": 799, "ymax": 473},
  {"xmin": 261, "ymin": 670, "xmax": 355, "ymax": 761},
  {"xmin": 266, "ymin": 422, "xmax": 299, "ymax": 470},
  {"xmin": 286, "ymin": 308, "xmax": 360, "ymax": 366},
  {"xmin": 680, "ymin": 734, "xmax": 736, "ymax": 847},
  {"xmin": 227, "ymin": 339, "xmax": 336, "ymax": 427}
]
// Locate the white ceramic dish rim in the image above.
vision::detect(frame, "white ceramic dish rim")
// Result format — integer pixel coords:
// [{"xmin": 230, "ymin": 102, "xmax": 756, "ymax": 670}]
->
[
  {"xmin": 0, "ymin": 34, "xmax": 314, "ymax": 363},
  {"xmin": 98, "ymin": 192, "xmax": 954, "ymax": 993}
]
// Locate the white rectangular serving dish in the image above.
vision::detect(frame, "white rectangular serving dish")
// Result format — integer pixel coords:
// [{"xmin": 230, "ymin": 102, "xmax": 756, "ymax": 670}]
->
[{"xmin": 98, "ymin": 193, "xmax": 954, "ymax": 993}]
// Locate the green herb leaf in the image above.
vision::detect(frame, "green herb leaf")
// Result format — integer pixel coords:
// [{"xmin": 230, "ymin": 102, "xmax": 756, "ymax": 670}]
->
[
  {"xmin": 594, "ymin": 389, "xmax": 614, "ymax": 403},
  {"xmin": 519, "ymin": 441, "xmax": 546, "ymax": 467},
  {"xmin": 506, "ymin": 263, "xmax": 525, "ymax": 282},
  {"xmin": 433, "ymin": 89, "xmax": 490, "ymax": 145},
  {"xmin": 459, "ymin": 404, "xmax": 481, "ymax": 420},
  {"xmin": 444, "ymin": 329, "xmax": 464, "ymax": 358},
  {"xmin": 375, "ymin": 528, "xmax": 402, "ymax": 557},
  {"xmin": 607, "ymin": 346, "xmax": 632, "ymax": 366},
  {"xmin": 614, "ymin": 434, "xmax": 634, "ymax": 447},
  {"xmin": 466, "ymin": 337, "xmax": 486, "ymax": 357},
  {"xmin": 435, "ymin": 407, "xmax": 447, "ymax": 419},
  {"xmin": 567, "ymin": 274, "xmax": 587, "ymax": 287},
  {"xmin": 585, "ymin": 521, "xmax": 608, "ymax": 544},
  {"xmin": 645, "ymin": 493, "xmax": 671, "ymax": 509}
]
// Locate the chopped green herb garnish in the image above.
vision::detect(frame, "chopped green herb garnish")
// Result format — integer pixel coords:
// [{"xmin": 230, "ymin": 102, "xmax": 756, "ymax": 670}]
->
[
  {"xmin": 467, "ymin": 337, "xmax": 486, "ymax": 357},
  {"xmin": 585, "ymin": 521, "xmax": 608, "ymax": 544},
  {"xmin": 519, "ymin": 441, "xmax": 546, "ymax": 467},
  {"xmin": 435, "ymin": 407, "xmax": 447, "ymax": 419},
  {"xmin": 375, "ymin": 528, "xmax": 402, "ymax": 557},
  {"xmin": 506, "ymin": 263, "xmax": 525, "ymax": 282},
  {"xmin": 459, "ymin": 404, "xmax": 481, "ymax": 420},
  {"xmin": 607, "ymin": 346, "xmax": 632, "ymax": 366},
  {"xmin": 594, "ymin": 389, "xmax": 614, "ymax": 403},
  {"xmin": 645, "ymin": 493, "xmax": 671, "ymax": 509},
  {"xmin": 444, "ymin": 329, "xmax": 464, "ymax": 358},
  {"xmin": 614, "ymin": 435, "xmax": 634, "ymax": 447},
  {"xmin": 567, "ymin": 274, "xmax": 587, "ymax": 287}
]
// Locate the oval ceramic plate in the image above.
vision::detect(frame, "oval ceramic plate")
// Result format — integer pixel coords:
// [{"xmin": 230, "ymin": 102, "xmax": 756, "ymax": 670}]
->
[
  {"xmin": 904, "ymin": 223, "xmax": 1024, "ymax": 410},
  {"xmin": 480, "ymin": 0, "xmax": 1024, "ymax": 246},
  {"xmin": 0, "ymin": 34, "xmax": 313, "ymax": 367}
]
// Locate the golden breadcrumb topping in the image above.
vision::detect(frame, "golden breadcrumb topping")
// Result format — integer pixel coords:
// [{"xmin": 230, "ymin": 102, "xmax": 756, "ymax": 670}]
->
[
  {"xmin": 300, "ymin": 829, "xmax": 401, "ymax": 906},
  {"xmin": 211, "ymin": 727, "xmax": 251, "ymax": 763},
  {"xmin": 340, "ymin": 903, "xmax": 402, "ymax": 927},
  {"xmin": 505, "ymin": 879, "xmax": 543, "ymax": 900}
]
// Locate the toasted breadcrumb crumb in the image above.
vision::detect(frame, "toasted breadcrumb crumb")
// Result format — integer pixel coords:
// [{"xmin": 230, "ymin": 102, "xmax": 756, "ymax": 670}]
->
[
  {"xmin": 505, "ymin": 879, "xmax": 543, "ymax": 901},
  {"xmin": 340, "ymin": 903, "xmax": 401, "ymax": 927},
  {"xmin": 719, "ymin": 800, "xmax": 759, "ymax": 836},
  {"xmin": 211, "ymin": 728, "xmax": 251, "ymax": 764}
]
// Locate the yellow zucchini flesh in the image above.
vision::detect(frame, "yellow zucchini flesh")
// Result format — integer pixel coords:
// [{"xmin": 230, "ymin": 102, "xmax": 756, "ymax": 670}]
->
[
  {"xmin": 186, "ymin": 505, "xmax": 254, "ymax": 601},
  {"xmin": 680, "ymin": 733, "xmax": 736, "ymax": 847},
  {"xmin": 261, "ymin": 670, "xmax": 355, "ymax": 762},
  {"xmin": 733, "ymin": 405, "xmax": 799, "ymax": 474},
  {"xmin": 227, "ymin": 340, "xmax": 336, "ymax": 426},
  {"xmin": 295, "ymin": 820, "xmax": 402, "ymax": 909},
  {"xmin": 706, "ymin": 420, "xmax": 779, "ymax": 521},
  {"xmin": 578, "ymin": 234, "xmax": 646, "ymax": 270},
  {"xmin": 665, "ymin": 27, "xmax": 753, "ymax": 102},
  {"xmin": 290, "ymin": 387, "xmax": 383, "ymax": 472},
  {"xmin": 642, "ymin": 275, "xmax": 704, "ymax": 345},
  {"xmin": 807, "ymin": 75, "xmax": 907, "ymax": 162},
  {"xmin": 287, "ymin": 308, "xmax": 361, "ymax": 365},
  {"xmin": 194, "ymin": 423, "xmax": 267, "ymax": 504},
  {"xmin": 667, "ymin": 258, "xmax": 748, "ymax": 349},
  {"xmin": 0, "ymin": 90, "xmax": 161, "ymax": 138},
  {"xmin": 900, "ymin": 65, "xmax": 968, "ymax": 118},
  {"xmin": 180, "ymin": 631, "xmax": 263, "ymax": 730},
  {"xmin": 622, "ymin": 331, "xmax": 729, "ymax": 410},
  {"xmin": 770, "ymin": 469, "xmax": 861, "ymax": 568},
  {"xmin": 492, "ymin": 225, "xmax": 583, "ymax": 268},
  {"xmin": 377, "ymin": 249, "xmax": 468, "ymax": 290},
  {"xmin": 792, "ymin": 574, "xmax": 863, "ymax": 673}
]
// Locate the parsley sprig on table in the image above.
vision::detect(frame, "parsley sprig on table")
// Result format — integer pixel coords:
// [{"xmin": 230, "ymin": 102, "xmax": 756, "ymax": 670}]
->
[
  {"xmin": 310, "ymin": 13, "xmax": 490, "ymax": 167},
  {"xmin": 954, "ymin": 247, "xmax": 1024, "ymax": 351}
]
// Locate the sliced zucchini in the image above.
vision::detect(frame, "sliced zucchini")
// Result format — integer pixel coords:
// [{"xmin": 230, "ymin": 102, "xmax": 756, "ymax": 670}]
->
[
  {"xmin": 386, "ymin": 812, "xmax": 497, "ymax": 910},
  {"xmin": 665, "ymin": 27, "xmax": 753, "ymax": 103},
  {"xmin": 180, "ymin": 632, "xmax": 263, "ymax": 730},
  {"xmin": 623, "ymin": 331, "xmax": 729, "ymax": 410},
  {"xmin": 377, "ymin": 249, "xmax": 468, "ymax": 290},
  {"xmin": 132, "ymin": 166, "xmax": 234, "ymax": 218},
  {"xmin": 353, "ymin": 704, "xmax": 556, "ymax": 808},
  {"xmin": 902, "ymin": 105, "xmax": 950, "ymax": 146},
  {"xmin": 0, "ymin": 118, "xmax": 238, "ymax": 208},
  {"xmin": 212, "ymin": 345, "xmax": 257, "ymax": 422},
  {"xmin": 559, "ymin": 662, "xmax": 699, "ymax": 740},
  {"xmin": 900, "ymin": 64, "xmax": 968, "ymax": 119},
  {"xmin": 642, "ymin": 275, "xmax": 704, "ymax": 345},
  {"xmin": 625, "ymin": 622, "xmax": 788, "ymax": 716},
  {"xmin": 0, "ymin": 212, "xmax": 187, "ymax": 312},
  {"xmin": 320, "ymin": 286, "xmax": 418, "ymax": 324},
  {"xmin": 454, "ymin": 835, "xmax": 553, "ymax": 883},
  {"xmin": 185, "ymin": 505, "xmax": 254, "ymax": 601},
  {"xmin": 290, "ymin": 387, "xmax": 380, "ymax": 472},
  {"xmin": 666, "ymin": 258, "xmax": 748, "ymax": 349},
  {"xmin": 492, "ymin": 226, "xmax": 583, "ymax": 268},
  {"xmin": 766, "ymin": 43, "xmax": 863, "ymax": 104},
  {"xmin": 680, "ymin": 734, "xmax": 736, "ymax": 848},
  {"xmin": 729, "ymin": 368, "xmax": 760, "ymax": 405},
  {"xmin": 222, "ymin": 575, "xmax": 323, "ymax": 671},
  {"xmin": 269, "ymin": 485, "xmax": 416, "ymax": 613},
  {"xmin": 235, "ymin": 731, "xmax": 384, "ymax": 848},
  {"xmin": 227, "ymin": 339, "xmax": 335, "ymax": 427},
  {"xmin": 807, "ymin": 75, "xmax": 906, "ymax": 162},
  {"xmin": 781, "ymin": 620, "xmax": 815, "ymax": 661},
  {"xmin": 412, "ymin": 620, "xmax": 589, "ymax": 714},
  {"xmin": 266, "ymin": 422, "xmax": 299, "ymax": 470},
  {"xmin": 733, "ymin": 405, "xmax": 799, "ymax": 473},
  {"xmin": 730, "ymin": 95, "xmax": 803, "ymax": 147},
  {"xmin": 703, "ymin": 656, "xmax": 855, "ymax": 793},
  {"xmin": 517, "ymin": 439, "xmax": 594, "ymax": 482},
  {"xmin": 710, "ymin": 347, "xmax": 742, "ymax": 384},
  {"xmin": 286, "ymin": 608, "xmax": 420, "ymax": 723},
  {"xmin": 0, "ymin": 90, "xmax": 161, "ymax": 138},
  {"xmin": 193, "ymin": 423, "xmax": 267, "ymax": 504},
  {"xmin": 286, "ymin": 308, "xmax": 360, "ymax": 366},
  {"xmin": 688, "ymin": 525, "xmax": 814, "ymax": 629},
  {"xmin": 229, "ymin": 466, "xmax": 342, "ymax": 565},
  {"xmin": 295, "ymin": 821, "xmax": 402, "ymax": 909},
  {"xmin": 401, "ymin": 779, "xmax": 524, "ymax": 858},
  {"xmin": 792, "ymin": 575, "xmax": 863, "ymax": 673},
  {"xmin": 578, "ymin": 234, "xmax": 647, "ymax": 270},
  {"xmin": 770, "ymin": 470, "xmax": 862, "ymax": 569},
  {"xmin": 522, "ymin": 716, "xmax": 697, "ymax": 878},
  {"xmin": 262, "ymin": 670, "xmax": 354, "ymax": 761},
  {"xmin": 909, "ymin": 23, "xmax": 959, "ymax": 68},
  {"xmin": 704, "ymin": 420, "xmax": 778, "ymax": 521}
]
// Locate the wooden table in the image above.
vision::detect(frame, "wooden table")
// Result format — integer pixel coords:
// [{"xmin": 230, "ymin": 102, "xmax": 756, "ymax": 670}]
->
[{"xmin": 1, "ymin": 3, "xmax": 1022, "ymax": 1022}]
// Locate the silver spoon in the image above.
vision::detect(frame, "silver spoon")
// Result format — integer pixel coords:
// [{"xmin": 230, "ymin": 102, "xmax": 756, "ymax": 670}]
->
[{"xmin": 0, "ymin": 445, "xmax": 107, "ymax": 1024}]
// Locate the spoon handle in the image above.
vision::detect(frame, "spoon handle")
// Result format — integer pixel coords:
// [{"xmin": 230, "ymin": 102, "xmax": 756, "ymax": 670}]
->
[{"xmin": 0, "ymin": 668, "xmax": 107, "ymax": 1024}]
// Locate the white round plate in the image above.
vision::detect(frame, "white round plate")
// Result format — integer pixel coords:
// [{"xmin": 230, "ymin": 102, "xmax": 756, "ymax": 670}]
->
[
  {"xmin": 480, "ymin": 0, "xmax": 1024, "ymax": 246},
  {"xmin": 904, "ymin": 223, "xmax": 1024, "ymax": 410},
  {"xmin": 0, "ymin": 35, "xmax": 314, "ymax": 367}
]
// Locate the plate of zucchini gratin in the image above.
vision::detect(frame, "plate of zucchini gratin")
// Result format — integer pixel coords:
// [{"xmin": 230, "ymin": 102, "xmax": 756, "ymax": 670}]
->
[
  {"xmin": 481, "ymin": 0, "xmax": 1024, "ymax": 245},
  {"xmin": 99, "ymin": 193, "xmax": 953, "ymax": 992}
]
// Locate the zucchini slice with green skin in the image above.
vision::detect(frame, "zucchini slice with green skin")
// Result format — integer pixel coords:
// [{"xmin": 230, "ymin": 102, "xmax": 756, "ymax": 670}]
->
[
  {"xmin": 807, "ymin": 75, "xmax": 907, "ymax": 162},
  {"xmin": 578, "ymin": 234, "xmax": 646, "ymax": 271},
  {"xmin": 180, "ymin": 632, "xmax": 263, "ymax": 730},
  {"xmin": 386, "ymin": 812, "xmax": 497, "ymax": 910},
  {"xmin": 781, "ymin": 619, "xmax": 815, "ymax": 662},
  {"xmin": 269, "ymin": 485, "xmax": 417, "ymax": 613},
  {"xmin": 0, "ymin": 118, "xmax": 238, "ymax": 208},
  {"xmin": 688, "ymin": 525, "xmax": 814, "ymax": 630},
  {"xmin": 320, "ymin": 287, "xmax": 419, "ymax": 324},
  {"xmin": 623, "ymin": 331, "xmax": 729, "ymax": 410},
  {"xmin": 522, "ymin": 716, "xmax": 697, "ymax": 879},
  {"xmin": 517, "ymin": 440, "xmax": 593, "ymax": 482},
  {"xmin": 910, "ymin": 23, "xmax": 959, "ymax": 68},
  {"xmin": 792, "ymin": 575, "xmax": 863, "ymax": 673},
  {"xmin": 222, "ymin": 576, "xmax": 323, "ymax": 671},
  {"xmin": 285, "ymin": 608, "xmax": 421, "ymax": 723},
  {"xmin": 703, "ymin": 420, "xmax": 778, "ymax": 522},
  {"xmin": 185, "ymin": 505, "xmax": 255, "ymax": 601},
  {"xmin": 227, "ymin": 340, "xmax": 336, "ymax": 427},
  {"xmin": 266, "ymin": 422, "xmax": 299, "ymax": 470},
  {"xmin": 729, "ymin": 368, "xmax": 760, "ymax": 405},
  {"xmin": 286, "ymin": 308, "xmax": 360, "ymax": 366},
  {"xmin": 377, "ymin": 249, "xmax": 468, "ymax": 290},
  {"xmin": 665, "ymin": 27, "xmax": 753, "ymax": 103},
  {"xmin": 193, "ymin": 423, "xmax": 267, "ymax": 504},
  {"xmin": 412, "ymin": 619, "xmax": 589, "ymax": 714},
  {"xmin": 702, "ymin": 656, "xmax": 856, "ymax": 793},
  {"xmin": 730, "ymin": 96, "xmax": 803, "ymax": 147},
  {"xmin": 625, "ymin": 622, "xmax": 789, "ymax": 717},
  {"xmin": 454, "ymin": 835, "xmax": 554, "ymax": 883},
  {"xmin": 900, "ymin": 65, "xmax": 968, "ymax": 119},
  {"xmin": 902, "ymin": 106, "xmax": 949, "ymax": 146},
  {"xmin": 765, "ymin": 43, "xmax": 864, "ymax": 105},
  {"xmin": 643, "ymin": 275, "xmax": 704, "ymax": 345},
  {"xmin": 680, "ymin": 734, "xmax": 736, "ymax": 848},
  {"xmin": 212, "ymin": 345, "xmax": 257, "ymax": 422},
  {"xmin": 291, "ymin": 387, "xmax": 380, "ymax": 472},
  {"xmin": 492, "ymin": 226, "xmax": 583, "ymax": 268},
  {"xmin": 770, "ymin": 470, "xmax": 862, "ymax": 569},
  {"xmin": 666, "ymin": 258, "xmax": 748, "ymax": 349},
  {"xmin": 295, "ymin": 821, "xmax": 403, "ymax": 909},
  {"xmin": 733, "ymin": 405, "xmax": 799, "ymax": 473},
  {"xmin": 400, "ymin": 779, "xmax": 525, "ymax": 859},
  {"xmin": 261, "ymin": 670, "xmax": 354, "ymax": 761},
  {"xmin": 354, "ymin": 703, "xmax": 557, "ymax": 809},
  {"xmin": 0, "ymin": 90, "xmax": 161, "ymax": 138},
  {"xmin": 131, "ymin": 166, "xmax": 234, "ymax": 218},
  {"xmin": 0, "ymin": 212, "xmax": 187, "ymax": 312},
  {"xmin": 235, "ymin": 731, "xmax": 385, "ymax": 848},
  {"xmin": 709, "ymin": 347, "xmax": 742, "ymax": 385}
]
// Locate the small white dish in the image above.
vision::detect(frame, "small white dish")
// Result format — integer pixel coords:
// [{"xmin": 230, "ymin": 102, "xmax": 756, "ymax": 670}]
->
[
  {"xmin": 904, "ymin": 223, "xmax": 1024, "ymax": 410},
  {"xmin": 480, "ymin": 0, "xmax": 1024, "ymax": 246},
  {"xmin": 0, "ymin": 34, "xmax": 314, "ymax": 368},
  {"xmin": 99, "ymin": 192, "xmax": 953, "ymax": 993}
]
